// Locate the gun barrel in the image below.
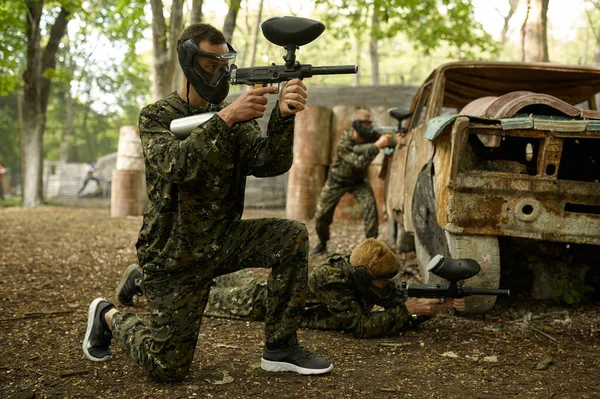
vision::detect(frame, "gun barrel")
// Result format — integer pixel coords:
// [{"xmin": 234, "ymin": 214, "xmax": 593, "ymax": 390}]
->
[
  {"xmin": 374, "ymin": 126, "xmax": 398, "ymax": 134},
  {"xmin": 309, "ymin": 65, "xmax": 359, "ymax": 76},
  {"xmin": 230, "ymin": 64, "xmax": 359, "ymax": 85},
  {"xmin": 464, "ymin": 287, "xmax": 511, "ymax": 296}
]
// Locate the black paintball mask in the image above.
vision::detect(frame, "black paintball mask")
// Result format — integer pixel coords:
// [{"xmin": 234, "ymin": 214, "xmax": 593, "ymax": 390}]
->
[
  {"xmin": 351, "ymin": 119, "xmax": 379, "ymax": 142},
  {"xmin": 352, "ymin": 265, "xmax": 401, "ymax": 303},
  {"xmin": 177, "ymin": 39, "xmax": 237, "ymax": 105}
]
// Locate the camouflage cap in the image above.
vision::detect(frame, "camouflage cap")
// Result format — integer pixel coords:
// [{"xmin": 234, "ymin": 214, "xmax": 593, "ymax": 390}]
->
[{"xmin": 350, "ymin": 238, "xmax": 399, "ymax": 278}]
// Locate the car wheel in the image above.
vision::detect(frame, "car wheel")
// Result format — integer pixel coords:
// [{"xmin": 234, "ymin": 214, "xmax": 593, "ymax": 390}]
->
[
  {"xmin": 387, "ymin": 218, "xmax": 416, "ymax": 253},
  {"xmin": 412, "ymin": 163, "xmax": 500, "ymax": 313},
  {"xmin": 412, "ymin": 163, "xmax": 450, "ymax": 283},
  {"xmin": 445, "ymin": 232, "xmax": 501, "ymax": 313}
]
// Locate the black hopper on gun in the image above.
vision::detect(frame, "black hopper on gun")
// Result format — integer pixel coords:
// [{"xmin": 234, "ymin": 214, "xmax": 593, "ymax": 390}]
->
[
  {"xmin": 229, "ymin": 16, "xmax": 359, "ymax": 108},
  {"xmin": 399, "ymin": 255, "xmax": 511, "ymax": 299}
]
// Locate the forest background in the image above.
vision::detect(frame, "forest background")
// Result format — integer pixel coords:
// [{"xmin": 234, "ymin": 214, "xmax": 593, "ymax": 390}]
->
[{"xmin": 1, "ymin": 0, "xmax": 599, "ymax": 207}]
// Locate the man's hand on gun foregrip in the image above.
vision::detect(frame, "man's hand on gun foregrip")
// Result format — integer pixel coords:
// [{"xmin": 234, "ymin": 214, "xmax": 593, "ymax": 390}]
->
[
  {"xmin": 279, "ymin": 79, "xmax": 307, "ymax": 116},
  {"xmin": 405, "ymin": 297, "xmax": 465, "ymax": 316}
]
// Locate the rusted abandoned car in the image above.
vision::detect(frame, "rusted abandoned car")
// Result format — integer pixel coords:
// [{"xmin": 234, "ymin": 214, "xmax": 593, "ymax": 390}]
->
[{"xmin": 385, "ymin": 61, "xmax": 600, "ymax": 312}]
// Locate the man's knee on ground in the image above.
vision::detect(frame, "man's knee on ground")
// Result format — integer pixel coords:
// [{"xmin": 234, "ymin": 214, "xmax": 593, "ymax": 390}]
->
[{"xmin": 147, "ymin": 361, "xmax": 192, "ymax": 383}]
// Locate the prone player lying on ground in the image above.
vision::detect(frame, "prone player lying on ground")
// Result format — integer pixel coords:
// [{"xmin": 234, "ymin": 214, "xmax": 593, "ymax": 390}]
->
[{"xmin": 117, "ymin": 238, "xmax": 465, "ymax": 338}]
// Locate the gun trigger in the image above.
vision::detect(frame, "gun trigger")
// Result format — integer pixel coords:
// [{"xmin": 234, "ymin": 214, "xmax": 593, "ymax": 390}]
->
[{"xmin": 274, "ymin": 83, "xmax": 280, "ymax": 94}]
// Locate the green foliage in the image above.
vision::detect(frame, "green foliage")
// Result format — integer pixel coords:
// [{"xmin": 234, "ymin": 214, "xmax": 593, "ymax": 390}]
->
[
  {"xmin": 0, "ymin": 94, "xmax": 20, "ymax": 177},
  {"xmin": 0, "ymin": 197, "xmax": 22, "ymax": 208},
  {"xmin": 552, "ymin": 278, "xmax": 595, "ymax": 305},
  {"xmin": 0, "ymin": 0, "xmax": 152, "ymax": 180},
  {"xmin": 0, "ymin": 0, "xmax": 26, "ymax": 95},
  {"xmin": 314, "ymin": 0, "xmax": 499, "ymax": 59}
]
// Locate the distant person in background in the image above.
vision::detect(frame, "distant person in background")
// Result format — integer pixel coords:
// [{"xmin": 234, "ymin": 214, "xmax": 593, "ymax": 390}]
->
[
  {"xmin": 0, "ymin": 163, "xmax": 6, "ymax": 200},
  {"xmin": 77, "ymin": 163, "xmax": 100, "ymax": 197},
  {"xmin": 311, "ymin": 109, "xmax": 393, "ymax": 255}
]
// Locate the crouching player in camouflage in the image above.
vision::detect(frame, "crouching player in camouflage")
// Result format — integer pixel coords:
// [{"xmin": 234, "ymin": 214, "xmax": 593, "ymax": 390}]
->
[
  {"xmin": 312, "ymin": 109, "xmax": 395, "ymax": 255},
  {"xmin": 117, "ymin": 239, "xmax": 465, "ymax": 339},
  {"xmin": 82, "ymin": 23, "xmax": 333, "ymax": 382}
]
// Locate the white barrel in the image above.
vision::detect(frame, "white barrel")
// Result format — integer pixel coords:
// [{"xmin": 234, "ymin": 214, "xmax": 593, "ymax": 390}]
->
[
  {"xmin": 111, "ymin": 169, "xmax": 148, "ymax": 217},
  {"xmin": 116, "ymin": 125, "xmax": 144, "ymax": 171}
]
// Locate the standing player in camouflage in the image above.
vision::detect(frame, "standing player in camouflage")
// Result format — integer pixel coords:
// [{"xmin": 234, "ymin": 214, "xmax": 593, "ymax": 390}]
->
[
  {"xmin": 311, "ymin": 109, "xmax": 394, "ymax": 255},
  {"xmin": 117, "ymin": 238, "xmax": 465, "ymax": 338},
  {"xmin": 82, "ymin": 23, "xmax": 333, "ymax": 382}
]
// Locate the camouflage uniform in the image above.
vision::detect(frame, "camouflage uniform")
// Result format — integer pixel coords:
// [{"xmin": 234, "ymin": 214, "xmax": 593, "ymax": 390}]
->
[
  {"xmin": 205, "ymin": 254, "xmax": 411, "ymax": 339},
  {"xmin": 111, "ymin": 91, "xmax": 307, "ymax": 382},
  {"xmin": 315, "ymin": 129, "xmax": 380, "ymax": 243}
]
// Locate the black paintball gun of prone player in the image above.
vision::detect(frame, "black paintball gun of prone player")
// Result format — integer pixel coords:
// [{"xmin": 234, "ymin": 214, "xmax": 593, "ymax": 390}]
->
[
  {"xmin": 399, "ymin": 255, "xmax": 510, "ymax": 327},
  {"xmin": 399, "ymin": 254, "xmax": 510, "ymax": 298},
  {"xmin": 171, "ymin": 16, "xmax": 358, "ymax": 139}
]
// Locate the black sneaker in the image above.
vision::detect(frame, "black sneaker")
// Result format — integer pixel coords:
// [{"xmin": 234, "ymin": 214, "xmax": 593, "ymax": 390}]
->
[
  {"xmin": 261, "ymin": 335, "xmax": 333, "ymax": 375},
  {"xmin": 116, "ymin": 263, "xmax": 143, "ymax": 306},
  {"xmin": 310, "ymin": 242, "xmax": 327, "ymax": 255},
  {"xmin": 82, "ymin": 298, "xmax": 114, "ymax": 362}
]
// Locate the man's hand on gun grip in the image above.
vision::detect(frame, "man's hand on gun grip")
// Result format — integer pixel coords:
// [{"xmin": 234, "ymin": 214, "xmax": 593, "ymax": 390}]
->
[
  {"xmin": 218, "ymin": 86, "xmax": 277, "ymax": 127},
  {"xmin": 450, "ymin": 298, "xmax": 466, "ymax": 312},
  {"xmin": 405, "ymin": 298, "xmax": 450, "ymax": 316},
  {"xmin": 375, "ymin": 134, "xmax": 393, "ymax": 149},
  {"xmin": 404, "ymin": 297, "xmax": 465, "ymax": 316}
]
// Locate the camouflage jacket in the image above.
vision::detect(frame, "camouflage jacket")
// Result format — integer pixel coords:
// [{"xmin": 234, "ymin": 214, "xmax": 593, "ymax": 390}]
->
[
  {"xmin": 328, "ymin": 129, "xmax": 380, "ymax": 183},
  {"xmin": 136, "ymin": 91, "xmax": 295, "ymax": 274},
  {"xmin": 304, "ymin": 254, "xmax": 411, "ymax": 338}
]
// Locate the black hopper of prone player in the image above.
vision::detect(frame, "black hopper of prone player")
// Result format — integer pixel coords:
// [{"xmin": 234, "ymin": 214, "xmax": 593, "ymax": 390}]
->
[{"xmin": 398, "ymin": 255, "xmax": 511, "ymax": 299}]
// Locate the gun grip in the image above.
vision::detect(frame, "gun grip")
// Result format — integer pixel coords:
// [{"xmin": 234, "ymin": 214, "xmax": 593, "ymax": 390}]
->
[{"xmin": 288, "ymin": 104, "xmax": 296, "ymax": 111}]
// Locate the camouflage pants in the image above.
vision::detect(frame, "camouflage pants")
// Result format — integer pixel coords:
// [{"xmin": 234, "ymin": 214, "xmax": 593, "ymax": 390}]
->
[
  {"xmin": 204, "ymin": 271, "xmax": 268, "ymax": 320},
  {"xmin": 111, "ymin": 218, "xmax": 308, "ymax": 382},
  {"xmin": 314, "ymin": 177, "xmax": 378, "ymax": 243}
]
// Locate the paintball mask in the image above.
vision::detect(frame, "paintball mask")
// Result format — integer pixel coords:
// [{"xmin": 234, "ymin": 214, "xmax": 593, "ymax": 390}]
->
[
  {"xmin": 351, "ymin": 119, "xmax": 379, "ymax": 142},
  {"xmin": 177, "ymin": 39, "xmax": 237, "ymax": 105},
  {"xmin": 352, "ymin": 265, "xmax": 400, "ymax": 301}
]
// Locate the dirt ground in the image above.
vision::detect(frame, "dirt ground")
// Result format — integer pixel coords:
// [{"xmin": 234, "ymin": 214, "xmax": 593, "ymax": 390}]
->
[{"xmin": 0, "ymin": 200, "xmax": 599, "ymax": 399}]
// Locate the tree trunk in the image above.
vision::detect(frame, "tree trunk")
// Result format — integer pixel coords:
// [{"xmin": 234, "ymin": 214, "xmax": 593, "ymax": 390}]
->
[
  {"xmin": 150, "ymin": 0, "xmax": 184, "ymax": 101},
  {"xmin": 60, "ymin": 39, "xmax": 73, "ymax": 164},
  {"xmin": 248, "ymin": 0, "xmax": 264, "ymax": 67},
  {"xmin": 236, "ymin": 3, "xmax": 252, "ymax": 67},
  {"xmin": 190, "ymin": 0, "xmax": 203, "ymax": 24},
  {"xmin": 17, "ymin": 92, "xmax": 24, "ymax": 196},
  {"xmin": 500, "ymin": 0, "xmax": 520, "ymax": 44},
  {"xmin": 521, "ymin": 0, "xmax": 549, "ymax": 62},
  {"xmin": 584, "ymin": 3, "xmax": 600, "ymax": 65},
  {"xmin": 22, "ymin": 1, "xmax": 70, "ymax": 207},
  {"xmin": 222, "ymin": 0, "xmax": 242, "ymax": 43},
  {"xmin": 352, "ymin": 36, "xmax": 361, "ymax": 87},
  {"xmin": 369, "ymin": 11, "xmax": 380, "ymax": 86}
]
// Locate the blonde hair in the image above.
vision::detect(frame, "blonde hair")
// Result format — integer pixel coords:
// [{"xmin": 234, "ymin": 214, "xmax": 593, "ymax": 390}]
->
[
  {"xmin": 350, "ymin": 238, "xmax": 398, "ymax": 277},
  {"xmin": 351, "ymin": 108, "xmax": 371, "ymax": 121}
]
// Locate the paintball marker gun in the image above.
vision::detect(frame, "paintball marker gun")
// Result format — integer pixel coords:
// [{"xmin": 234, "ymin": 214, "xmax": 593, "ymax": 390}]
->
[
  {"xmin": 398, "ymin": 255, "xmax": 511, "ymax": 299},
  {"xmin": 170, "ymin": 16, "xmax": 359, "ymax": 139},
  {"xmin": 373, "ymin": 107, "xmax": 413, "ymax": 135}
]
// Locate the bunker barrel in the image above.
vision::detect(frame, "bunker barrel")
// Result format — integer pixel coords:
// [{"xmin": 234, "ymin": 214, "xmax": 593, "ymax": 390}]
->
[
  {"xmin": 285, "ymin": 105, "xmax": 332, "ymax": 221},
  {"xmin": 111, "ymin": 125, "xmax": 148, "ymax": 217},
  {"xmin": 116, "ymin": 126, "xmax": 144, "ymax": 171}
]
